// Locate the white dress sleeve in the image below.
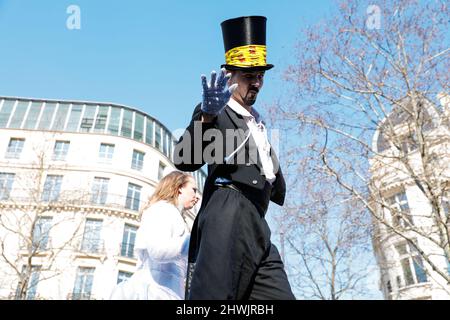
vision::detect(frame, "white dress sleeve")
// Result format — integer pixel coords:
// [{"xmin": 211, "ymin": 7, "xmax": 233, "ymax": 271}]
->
[{"xmin": 135, "ymin": 201, "xmax": 189, "ymax": 263}]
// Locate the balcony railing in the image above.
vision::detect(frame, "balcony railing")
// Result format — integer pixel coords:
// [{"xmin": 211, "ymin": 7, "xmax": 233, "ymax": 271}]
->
[
  {"xmin": 78, "ymin": 239, "xmax": 106, "ymax": 255},
  {"xmin": 67, "ymin": 292, "xmax": 93, "ymax": 300},
  {"xmin": 0, "ymin": 190, "xmax": 143, "ymax": 213}
]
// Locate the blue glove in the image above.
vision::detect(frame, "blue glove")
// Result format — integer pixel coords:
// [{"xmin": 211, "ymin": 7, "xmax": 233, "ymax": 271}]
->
[{"xmin": 201, "ymin": 68, "xmax": 238, "ymax": 116}]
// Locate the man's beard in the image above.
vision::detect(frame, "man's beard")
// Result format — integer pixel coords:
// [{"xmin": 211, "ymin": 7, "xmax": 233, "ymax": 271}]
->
[{"xmin": 243, "ymin": 89, "xmax": 258, "ymax": 106}]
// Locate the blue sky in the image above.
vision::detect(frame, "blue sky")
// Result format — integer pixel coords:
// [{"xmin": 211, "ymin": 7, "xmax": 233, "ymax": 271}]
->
[{"xmin": 0, "ymin": 0, "xmax": 337, "ymax": 132}]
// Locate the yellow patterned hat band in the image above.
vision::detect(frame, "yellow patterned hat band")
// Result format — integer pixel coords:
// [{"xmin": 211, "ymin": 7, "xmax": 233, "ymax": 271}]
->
[{"xmin": 225, "ymin": 45, "xmax": 267, "ymax": 68}]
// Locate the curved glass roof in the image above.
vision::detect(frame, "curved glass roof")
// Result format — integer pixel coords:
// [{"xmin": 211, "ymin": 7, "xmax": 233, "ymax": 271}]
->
[{"xmin": 0, "ymin": 96, "xmax": 207, "ymax": 187}]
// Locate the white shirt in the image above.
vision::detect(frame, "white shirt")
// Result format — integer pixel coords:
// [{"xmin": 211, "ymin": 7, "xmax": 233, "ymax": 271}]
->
[{"xmin": 227, "ymin": 98, "xmax": 276, "ymax": 184}]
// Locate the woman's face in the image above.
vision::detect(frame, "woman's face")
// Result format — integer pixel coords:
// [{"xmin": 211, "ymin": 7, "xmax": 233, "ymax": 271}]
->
[{"xmin": 178, "ymin": 178, "xmax": 200, "ymax": 210}]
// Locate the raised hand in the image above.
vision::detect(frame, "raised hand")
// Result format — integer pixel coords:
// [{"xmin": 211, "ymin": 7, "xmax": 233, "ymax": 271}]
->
[{"xmin": 201, "ymin": 68, "xmax": 238, "ymax": 116}]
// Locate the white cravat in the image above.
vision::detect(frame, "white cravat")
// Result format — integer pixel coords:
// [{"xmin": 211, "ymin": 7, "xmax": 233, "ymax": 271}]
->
[{"xmin": 227, "ymin": 98, "xmax": 276, "ymax": 184}]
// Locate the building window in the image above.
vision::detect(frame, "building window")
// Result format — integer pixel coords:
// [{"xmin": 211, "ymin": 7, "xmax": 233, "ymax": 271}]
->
[
  {"xmin": 395, "ymin": 242, "xmax": 428, "ymax": 286},
  {"xmin": 117, "ymin": 271, "xmax": 133, "ymax": 284},
  {"xmin": 134, "ymin": 113, "xmax": 144, "ymax": 141},
  {"xmin": 387, "ymin": 192, "xmax": 413, "ymax": 228},
  {"xmin": 0, "ymin": 99, "xmax": 15, "ymax": 127},
  {"xmin": 23, "ymin": 102, "xmax": 43, "ymax": 130},
  {"xmin": 9, "ymin": 101, "xmax": 29, "ymax": 129},
  {"xmin": 72, "ymin": 267, "xmax": 95, "ymax": 300},
  {"xmin": 158, "ymin": 162, "xmax": 166, "ymax": 180},
  {"xmin": 80, "ymin": 219, "xmax": 103, "ymax": 253},
  {"xmin": 107, "ymin": 107, "xmax": 121, "ymax": 135},
  {"xmin": 41, "ymin": 175, "xmax": 62, "ymax": 202},
  {"xmin": 16, "ymin": 265, "xmax": 41, "ymax": 300},
  {"xmin": 163, "ymin": 132, "xmax": 169, "ymax": 156},
  {"xmin": 447, "ymin": 258, "xmax": 450, "ymax": 275},
  {"xmin": 32, "ymin": 217, "xmax": 52, "ymax": 251},
  {"xmin": 66, "ymin": 104, "xmax": 83, "ymax": 132},
  {"xmin": 5, "ymin": 138, "xmax": 25, "ymax": 159},
  {"xmin": 125, "ymin": 183, "xmax": 141, "ymax": 211},
  {"xmin": 131, "ymin": 150, "xmax": 145, "ymax": 171},
  {"xmin": 93, "ymin": 106, "xmax": 108, "ymax": 133},
  {"xmin": 442, "ymin": 193, "xmax": 450, "ymax": 217},
  {"xmin": 145, "ymin": 118, "xmax": 154, "ymax": 145},
  {"xmin": 91, "ymin": 177, "xmax": 109, "ymax": 205},
  {"xmin": 396, "ymin": 275, "xmax": 402, "ymax": 288},
  {"xmin": 386, "ymin": 280, "xmax": 392, "ymax": 293},
  {"xmin": 0, "ymin": 172, "xmax": 14, "ymax": 200},
  {"xmin": 52, "ymin": 103, "xmax": 70, "ymax": 131},
  {"xmin": 37, "ymin": 102, "xmax": 57, "ymax": 130},
  {"xmin": 99, "ymin": 143, "xmax": 115, "ymax": 162},
  {"xmin": 80, "ymin": 105, "xmax": 96, "ymax": 132},
  {"xmin": 155, "ymin": 123, "xmax": 162, "ymax": 151},
  {"xmin": 121, "ymin": 224, "xmax": 137, "ymax": 258},
  {"xmin": 120, "ymin": 109, "xmax": 133, "ymax": 138},
  {"xmin": 52, "ymin": 141, "xmax": 70, "ymax": 161}
]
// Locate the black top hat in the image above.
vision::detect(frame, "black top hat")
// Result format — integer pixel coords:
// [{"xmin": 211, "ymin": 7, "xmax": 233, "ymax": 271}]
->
[{"xmin": 220, "ymin": 16, "xmax": 274, "ymax": 71}]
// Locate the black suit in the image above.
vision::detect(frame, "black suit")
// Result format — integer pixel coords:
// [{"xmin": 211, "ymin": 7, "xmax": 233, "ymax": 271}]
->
[{"xmin": 174, "ymin": 103, "xmax": 295, "ymax": 300}]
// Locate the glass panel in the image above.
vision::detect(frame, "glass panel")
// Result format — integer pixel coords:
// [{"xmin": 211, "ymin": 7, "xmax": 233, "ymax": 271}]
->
[
  {"xmin": 41, "ymin": 175, "xmax": 62, "ymax": 202},
  {"xmin": 80, "ymin": 105, "xmax": 96, "ymax": 132},
  {"xmin": 5, "ymin": 138, "xmax": 24, "ymax": 159},
  {"xmin": 131, "ymin": 150, "xmax": 144, "ymax": 171},
  {"xmin": 94, "ymin": 106, "xmax": 108, "ymax": 133},
  {"xmin": 145, "ymin": 118, "xmax": 154, "ymax": 145},
  {"xmin": 395, "ymin": 243, "xmax": 408, "ymax": 255},
  {"xmin": 23, "ymin": 102, "xmax": 44, "ymax": 129},
  {"xmin": 52, "ymin": 141, "xmax": 70, "ymax": 161},
  {"xmin": 107, "ymin": 107, "xmax": 121, "ymax": 135},
  {"xmin": 169, "ymin": 139, "xmax": 173, "ymax": 160},
  {"xmin": 91, "ymin": 177, "xmax": 109, "ymax": 205},
  {"xmin": 52, "ymin": 103, "xmax": 70, "ymax": 131},
  {"xmin": 120, "ymin": 109, "xmax": 132, "ymax": 138},
  {"xmin": 401, "ymin": 258, "xmax": 415, "ymax": 286},
  {"xmin": 26, "ymin": 266, "xmax": 41, "ymax": 300},
  {"xmin": 126, "ymin": 183, "xmax": 141, "ymax": 211},
  {"xmin": 66, "ymin": 104, "xmax": 83, "ymax": 132},
  {"xmin": 37, "ymin": 102, "xmax": 57, "ymax": 130},
  {"xmin": 8, "ymin": 101, "xmax": 29, "ymax": 129},
  {"xmin": 412, "ymin": 256, "xmax": 427, "ymax": 283},
  {"xmin": 0, "ymin": 173, "xmax": 15, "ymax": 200},
  {"xmin": 73, "ymin": 267, "xmax": 94, "ymax": 300},
  {"xmin": 99, "ymin": 143, "xmax": 114, "ymax": 161},
  {"xmin": 117, "ymin": 271, "xmax": 132, "ymax": 284},
  {"xmin": 81, "ymin": 219, "xmax": 103, "ymax": 253},
  {"xmin": 134, "ymin": 113, "xmax": 144, "ymax": 142},
  {"xmin": 158, "ymin": 162, "xmax": 166, "ymax": 180},
  {"xmin": 163, "ymin": 131, "xmax": 169, "ymax": 156},
  {"xmin": 121, "ymin": 224, "xmax": 137, "ymax": 258},
  {"xmin": 0, "ymin": 100, "xmax": 16, "ymax": 127},
  {"xmin": 32, "ymin": 217, "xmax": 52, "ymax": 251},
  {"xmin": 155, "ymin": 123, "xmax": 162, "ymax": 151}
]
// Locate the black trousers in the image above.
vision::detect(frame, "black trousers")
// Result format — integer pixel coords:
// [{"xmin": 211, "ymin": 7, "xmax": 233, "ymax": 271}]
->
[{"xmin": 187, "ymin": 186, "xmax": 295, "ymax": 300}]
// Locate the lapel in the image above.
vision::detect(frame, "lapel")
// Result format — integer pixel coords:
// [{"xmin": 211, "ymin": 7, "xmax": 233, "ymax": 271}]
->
[{"xmin": 224, "ymin": 105, "xmax": 247, "ymax": 142}]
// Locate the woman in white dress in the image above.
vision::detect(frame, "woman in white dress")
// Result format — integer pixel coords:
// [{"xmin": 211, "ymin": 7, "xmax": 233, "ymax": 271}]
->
[{"xmin": 110, "ymin": 171, "xmax": 199, "ymax": 300}]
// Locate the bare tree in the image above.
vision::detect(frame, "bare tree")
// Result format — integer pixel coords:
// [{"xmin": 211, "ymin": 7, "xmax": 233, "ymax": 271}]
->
[
  {"xmin": 0, "ymin": 145, "xmax": 88, "ymax": 300},
  {"xmin": 274, "ymin": 151, "xmax": 375, "ymax": 299},
  {"xmin": 269, "ymin": 0, "xmax": 450, "ymax": 297}
]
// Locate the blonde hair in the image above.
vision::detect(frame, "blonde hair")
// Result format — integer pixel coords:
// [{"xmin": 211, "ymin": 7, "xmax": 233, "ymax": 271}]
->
[{"xmin": 145, "ymin": 171, "xmax": 194, "ymax": 209}]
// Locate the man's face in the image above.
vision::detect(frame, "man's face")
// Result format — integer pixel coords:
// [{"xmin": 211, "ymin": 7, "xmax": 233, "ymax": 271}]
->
[{"xmin": 228, "ymin": 70, "xmax": 265, "ymax": 107}]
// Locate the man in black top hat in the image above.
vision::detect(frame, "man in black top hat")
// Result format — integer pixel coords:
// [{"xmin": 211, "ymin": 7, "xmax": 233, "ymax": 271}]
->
[{"xmin": 174, "ymin": 16, "xmax": 295, "ymax": 300}]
